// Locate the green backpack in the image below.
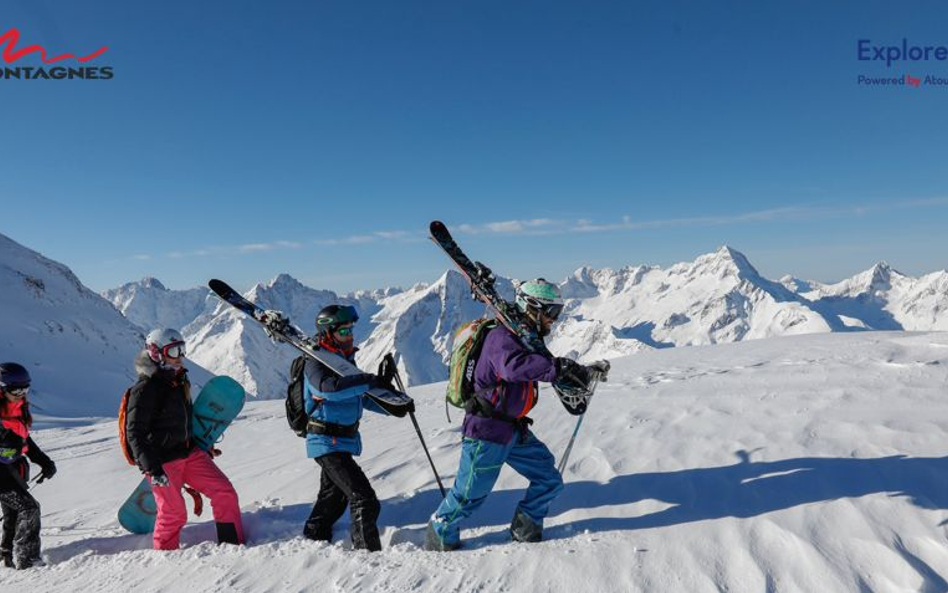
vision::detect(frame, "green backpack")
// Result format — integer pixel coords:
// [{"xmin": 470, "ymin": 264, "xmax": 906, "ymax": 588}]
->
[{"xmin": 445, "ymin": 318, "xmax": 497, "ymax": 419}]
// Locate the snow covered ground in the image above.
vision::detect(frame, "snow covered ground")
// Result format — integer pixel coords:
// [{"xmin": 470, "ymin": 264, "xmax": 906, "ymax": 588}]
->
[{"xmin": 7, "ymin": 331, "xmax": 948, "ymax": 592}]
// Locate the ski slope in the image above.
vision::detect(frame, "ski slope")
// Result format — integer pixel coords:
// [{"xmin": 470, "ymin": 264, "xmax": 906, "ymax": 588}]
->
[{"xmin": 8, "ymin": 331, "xmax": 948, "ymax": 592}]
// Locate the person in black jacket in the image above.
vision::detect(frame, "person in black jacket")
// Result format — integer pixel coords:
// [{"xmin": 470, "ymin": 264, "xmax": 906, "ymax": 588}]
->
[
  {"xmin": 0, "ymin": 362, "xmax": 56, "ymax": 570},
  {"xmin": 126, "ymin": 329, "xmax": 243, "ymax": 550}
]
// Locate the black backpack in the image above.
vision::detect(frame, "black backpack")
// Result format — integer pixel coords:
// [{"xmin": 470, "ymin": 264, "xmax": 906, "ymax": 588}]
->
[{"xmin": 285, "ymin": 356, "xmax": 308, "ymax": 437}]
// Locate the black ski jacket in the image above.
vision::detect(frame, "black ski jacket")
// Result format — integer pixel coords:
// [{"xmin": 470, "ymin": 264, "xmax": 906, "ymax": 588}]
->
[
  {"xmin": 125, "ymin": 351, "xmax": 193, "ymax": 474},
  {"xmin": 0, "ymin": 432, "xmax": 53, "ymax": 492}
]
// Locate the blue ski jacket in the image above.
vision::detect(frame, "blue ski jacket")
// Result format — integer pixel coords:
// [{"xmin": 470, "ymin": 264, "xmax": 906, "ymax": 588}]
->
[{"xmin": 303, "ymin": 349, "xmax": 384, "ymax": 458}]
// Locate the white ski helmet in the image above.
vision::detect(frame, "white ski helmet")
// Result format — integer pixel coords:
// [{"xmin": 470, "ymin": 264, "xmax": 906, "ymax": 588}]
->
[
  {"xmin": 515, "ymin": 278, "xmax": 564, "ymax": 320},
  {"xmin": 145, "ymin": 328, "xmax": 186, "ymax": 362}
]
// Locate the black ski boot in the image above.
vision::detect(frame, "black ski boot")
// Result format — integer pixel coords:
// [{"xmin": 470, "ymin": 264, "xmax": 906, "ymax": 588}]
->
[
  {"xmin": 510, "ymin": 509, "xmax": 543, "ymax": 543},
  {"xmin": 1, "ymin": 550, "xmax": 13, "ymax": 568},
  {"xmin": 216, "ymin": 522, "xmax": 240, "ymax": 545},
  {"xmin": 302, "ymin": 521, "xmax": 332, "ymax": 543}
]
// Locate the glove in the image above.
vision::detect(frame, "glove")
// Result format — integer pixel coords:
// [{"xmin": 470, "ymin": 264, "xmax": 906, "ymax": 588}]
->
[
  {"xmin": 150, "ymin": 471, "xmax": 170, "ymax": 487},
  {"xmin": 554, "ymin": 357, "xmax": 591, "ymax": 387},
  {"xmin": 376, "ymin": 355, "xmax": 397, "ymax": 390},
  {"xmin": 36, "ymin": 460, "xmax": 57, "ymax": 483}
]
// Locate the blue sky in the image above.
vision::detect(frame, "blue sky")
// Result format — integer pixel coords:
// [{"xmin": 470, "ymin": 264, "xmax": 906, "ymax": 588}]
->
[{"xmin": 2, "ymin": 1, "xmax": 947, "ymax": 293}]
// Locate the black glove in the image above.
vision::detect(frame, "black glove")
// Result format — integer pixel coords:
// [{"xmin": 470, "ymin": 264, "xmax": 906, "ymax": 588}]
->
[
  {"xmin": 377, "ymin": 355, "xmax": 397, "ymax": 390},
  {"xmin": 554, "ymin": 357, "xmax": 591, "ymax": 387},
  {"xmin": 36, "ymin": 460, "xmax": 57, "ymax": 483}
]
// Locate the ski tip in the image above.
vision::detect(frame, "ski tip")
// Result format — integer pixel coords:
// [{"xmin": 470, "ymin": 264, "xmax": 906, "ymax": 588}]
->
[
  {"xmin": 208, "ymin": 279, "xmax": 231, "ymax": 295},
  {"xmin": 429, "ymin": 220, "xmax": 447, "ymax": 232}
]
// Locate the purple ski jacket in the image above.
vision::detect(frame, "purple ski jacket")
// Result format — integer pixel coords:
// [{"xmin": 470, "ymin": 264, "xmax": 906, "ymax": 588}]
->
[{"xmin": 462, "ymin": 326, "xmax": 557, "ymax": 444}]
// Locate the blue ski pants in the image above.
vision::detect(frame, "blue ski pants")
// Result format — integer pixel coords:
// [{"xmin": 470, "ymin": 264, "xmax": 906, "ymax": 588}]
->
[{"xmin": 430, "ymin": 431, "xmax": 563, "ymax": 546}]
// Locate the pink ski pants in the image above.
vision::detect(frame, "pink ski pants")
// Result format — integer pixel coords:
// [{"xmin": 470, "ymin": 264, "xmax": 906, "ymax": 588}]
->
[{"xmin": 151, "ymin": 448, "xmax": 244, "ymax": 550}]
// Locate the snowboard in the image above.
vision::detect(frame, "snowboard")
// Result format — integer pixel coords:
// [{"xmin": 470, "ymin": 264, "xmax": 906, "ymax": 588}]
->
[
  {"xmin": 429, "ymin": 220, "xmax": 608, "ymax": 415},
  {"xmin": 117, "ymin": 375, "xmax": 246, "ymax": 534},
  {"xmin": 208, "ymin": 279, "xmax": 413, "ymax": 417}
]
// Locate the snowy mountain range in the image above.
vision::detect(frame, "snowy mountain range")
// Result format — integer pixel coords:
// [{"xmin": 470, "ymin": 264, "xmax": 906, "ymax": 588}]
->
[
  {"xmin": 2, "ymin": 229, "xmax": 946, "ymax": 415},
  {"xmin": 101, "ymin": 244, "xmax": 948, "ymax": 403}
]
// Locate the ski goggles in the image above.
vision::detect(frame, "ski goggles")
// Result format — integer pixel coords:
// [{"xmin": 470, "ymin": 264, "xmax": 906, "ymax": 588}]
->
[
  {"xmin": 2, "ymin": 385, "xmax": 29, "ymax": 398},
  {"xmin": 160, "ymin": 341, "xmax": 187, "ymax": 358},
  {"xmin": 334, "ymin": 325, "xmax": 354, "ymax": 337}
]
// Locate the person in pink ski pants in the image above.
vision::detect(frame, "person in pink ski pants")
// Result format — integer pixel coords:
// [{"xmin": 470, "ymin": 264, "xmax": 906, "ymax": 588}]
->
[{"xmin": 126, "ymin": 328, "xmax": 244, "ymax": 550}]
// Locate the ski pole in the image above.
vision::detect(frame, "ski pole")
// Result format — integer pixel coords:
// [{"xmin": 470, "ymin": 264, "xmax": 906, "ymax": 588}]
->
[
  {"xmin": 557, "ymin": 413, "xmax": 586, "ymax": 475},
  {"xmin": 388, "ymin": 355, "xmax": 446, "ymax": 498},
  {"xmin": 557, "ymin": 371, "xmax": 604, "ymax": 475}
]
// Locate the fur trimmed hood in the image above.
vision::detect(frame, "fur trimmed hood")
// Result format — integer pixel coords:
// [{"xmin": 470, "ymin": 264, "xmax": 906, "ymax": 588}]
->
[{"xmin": 134, "ymin": 350, "xmax": 160, "ymax": 378}]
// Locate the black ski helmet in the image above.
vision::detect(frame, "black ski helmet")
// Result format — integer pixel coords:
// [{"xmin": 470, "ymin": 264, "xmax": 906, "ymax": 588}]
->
[
  {"xmin": 0, "ymin": 362, "xmax": 31, "ymax": 390},
  {"xmin": 315, "ymin": 304, "xmax": 359, "ymax": 336}
]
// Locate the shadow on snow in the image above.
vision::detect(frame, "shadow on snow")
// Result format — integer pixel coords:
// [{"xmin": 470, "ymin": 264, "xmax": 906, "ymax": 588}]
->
[
  {"xmin": 382, "ymin": 451, "xmax": 948, "ymax": 543},
  {"xmin": 44, "ymin": 452, "xmax": 948, "ymax": 560}
]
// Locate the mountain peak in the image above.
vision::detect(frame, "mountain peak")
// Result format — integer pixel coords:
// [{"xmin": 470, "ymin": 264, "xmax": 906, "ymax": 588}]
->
[
  {"xmin": 140, "ymin": 277, "xmax": 166, "ymax": 290},
  {"xmin": 691, "ymin": 245, "xmax": 760, "ymax": 279},
  {"xmin": 859, "ymin": 261, "xmax": 905, "ymax": 292},
  {"xmin": 717, "ymin": 245, "xmax": 754, "ymax": 268},
  {"xmin": 267, "ymin": 273, "xmax": 305, "ymax": 291}
]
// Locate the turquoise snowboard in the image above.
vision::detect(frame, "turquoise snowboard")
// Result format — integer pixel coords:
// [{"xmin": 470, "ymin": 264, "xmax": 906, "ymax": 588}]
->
[{"xmin": 117, "ymin": 375, "xmax": 246, "ymax": 534}]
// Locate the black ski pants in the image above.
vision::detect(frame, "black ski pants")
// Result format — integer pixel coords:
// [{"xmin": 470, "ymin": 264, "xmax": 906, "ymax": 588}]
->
[
  {"xmin": 0, "ymin": 488, "xmax": 41, "ymax": 564},
  {"xmin": 304, "ymin": 453, "xmax": 381, "ymax": 551}
]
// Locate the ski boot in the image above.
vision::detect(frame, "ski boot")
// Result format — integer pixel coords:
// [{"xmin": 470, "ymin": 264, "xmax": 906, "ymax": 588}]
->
[
  {"xmin": 424, "ymin": 521, "xmax": 459, "ymax": 552},
  {"xmin": 510, "ymin": 508, "xmax": 543, "ymax": 543}
]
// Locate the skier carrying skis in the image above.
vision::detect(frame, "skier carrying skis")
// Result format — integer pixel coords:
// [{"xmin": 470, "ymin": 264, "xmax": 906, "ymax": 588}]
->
[
  {"xmin": 125, "ymin": 329, "xmax": 244, "ymax": 550},
  {"xmin": 0, "ymin": 362, "xmax": 56, "ymax": 569},
  {"xmin": 297, "ymin": 304, "xmax": 406, "ymax": 551},
  {"xmin": 426, "ymin": 279, "xmax": 598, "ymax": 551}
]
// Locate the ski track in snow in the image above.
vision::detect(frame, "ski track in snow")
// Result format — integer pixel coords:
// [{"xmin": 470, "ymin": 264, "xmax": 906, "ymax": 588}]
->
[{"xmin": 5, "ymin": 331, "xmax": 948, "ymax": 592}]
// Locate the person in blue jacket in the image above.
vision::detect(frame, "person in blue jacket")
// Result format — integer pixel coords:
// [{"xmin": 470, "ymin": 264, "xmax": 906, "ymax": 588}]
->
[{"xmin": 301, "ymin": 304, "xmax": 402, "ymax": 551}]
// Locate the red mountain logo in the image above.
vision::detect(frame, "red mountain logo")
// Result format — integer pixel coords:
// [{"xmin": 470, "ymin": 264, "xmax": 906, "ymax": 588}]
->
[{"xmin": 0, "ymin": 27, "xmax": 108, "ymax": 64}]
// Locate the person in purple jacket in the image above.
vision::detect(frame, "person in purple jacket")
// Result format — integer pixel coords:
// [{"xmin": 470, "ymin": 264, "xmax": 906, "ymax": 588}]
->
[{"xmin": 425, "ymin": 279, "xmax": 597, "ymax": 551}]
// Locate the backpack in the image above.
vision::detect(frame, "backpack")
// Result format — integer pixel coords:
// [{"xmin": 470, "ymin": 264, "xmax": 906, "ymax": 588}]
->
[
  {"xmin": 117, "ymin": 388, "xmax": 136, "ymax": 465},
  {"xmin": 285, "ymin": 356, "xmax": 309, "ymax": 437},
  {"xmin": 445, "ymin": 318, "xmax": 497, "ymax": 417}
]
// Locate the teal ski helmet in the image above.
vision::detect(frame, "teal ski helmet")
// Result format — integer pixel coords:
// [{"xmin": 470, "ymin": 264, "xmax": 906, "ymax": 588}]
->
[{"xmin": 515, "ymin": 278, "xmax": 564, "ymax": 322}]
